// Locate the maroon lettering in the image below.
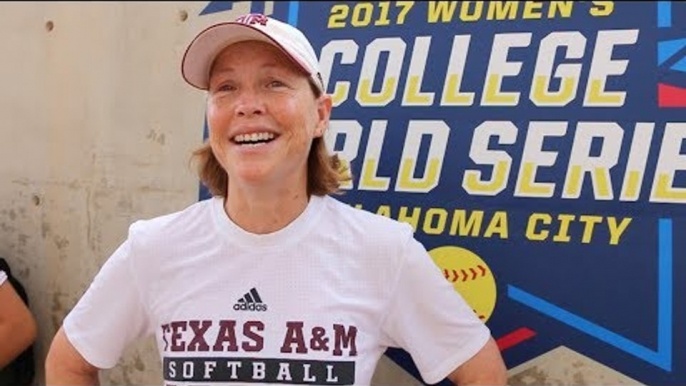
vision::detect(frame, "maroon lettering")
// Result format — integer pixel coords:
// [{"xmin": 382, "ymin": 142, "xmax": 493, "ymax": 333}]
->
[
  {"xmin": 242, "ymin": 321, "xmax": 264, "ymax": 352},
  {"xmin": 236, "ymin": 13, "xmax": 268, "ymax": 26},
  {"xmin": 310, "ymin": 326, "xmax": 329, "ymax": 351},
  {"xmin": 280, "ymin": 321, "xmax": 308, "ymax": 354},
  {"xmin": 212, "ymin": 320, "xmax": 239, "ymax": 352},
  {"xmin": 187, "ymin": 320, "xmax": 212, "ymax": 352},
  {"xmin": 333, "ymin": 324, "xmax": 357, "ymax": 356},
  {"xmin": 161, "ymin": 324, "xmax": 170, "ymax": 351},
  {"xmin": 170, "ymin": 321, "xmax": 187, "ymax": 352}
]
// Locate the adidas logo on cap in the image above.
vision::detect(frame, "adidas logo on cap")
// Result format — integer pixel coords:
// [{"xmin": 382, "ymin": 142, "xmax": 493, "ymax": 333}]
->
[{"xmin": 233, "ymin": 288, "xmax": 268, "ymax": 312}]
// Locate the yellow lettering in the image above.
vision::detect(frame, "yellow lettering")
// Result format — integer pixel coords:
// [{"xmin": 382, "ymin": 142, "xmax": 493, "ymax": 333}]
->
[
  {"xmin": 396, "ymin": 1, "xmax": 415, "ymax": 24},
  {"xmin": 428, "ymin": 1, "xmax": 457, "ymax": 22},
  {"xmin": 522, "ymin": 1, "xmax": 543, "ymax": 19},
  {"xmin": 532, "ymin": 75, "xmax": 576, "ymax": 105},
  {"xmin": 621, "ymin": 170, "xmax": 641, "ymax": 200},
  {"xmin": 526, "ymin": 213, "xmax": 551, "ymax": 241},
  {"xmin": 594, "ymin": 167, "xmax": 612, "ymax": 198},
  {"xmin": 590, "ymin": 1, "xmax": 614, "ymax": 17},
  {"xmin": 423, "ymin": 208, "xmax": 448, "ymax": 235},
  {"xmin": 460, "ymin": 1, "xmax": 483, "ymax": 21},
  {"xmin": 654, "ymin": 174, "xmax": 686, "ymax": 202},
  {"xmin": 587, "ymin": 79, "xmax": 623, "ymax": 106},
  {"xmin": 351, "ymin": 2, "xmax": 373, "ymax": 27},
  {"xmin": 608, "ymin": 217, "xmax": 632, "ymax": 246},
  {"xmin": 398, "ymin": 158, "xmax": 441, "ymax": 191},
  {"xmin": 553, "ymin": 214, "xmax": 576, "ymax": 242},
  {"xmin": 398, "ymin": 206, "xmax": 421, "ymax": 231},
  {"xmin": 519, "ymin": 162, "xmax": 554, "ymax": 196},
  {"xmin": 358, "ymin": 78, "xmax": 397, "ymax": 106},
  {"xmin": 331, "ymin": 83, "xmax": 350, "ymax": 107},
  {"xmin": 360, "ymin": 159, "xmax": 389, "ymax": 190},
  {"xmin": 404, "ymin": 76, "xmax": 433, "ymax": 105},
  {"xmin": 464, "ymin": 161, "xmax": 510, "ymax": 194},
  {"xmin": 441, "ymin": 74, "xmax": 474, "ymax": 105},
  {"xmin": 549, "ymin": 1, "xmax": 573, "ymax": 18},
  {"xmin": 487, "ymin": 1, "xmax": 518, "ymax": 20},
  {"xmin": 484, "ymin": 211, "xmax": 509, "ymax": 239},
  {"xmin": 450, "ymin": 210, "xmax": 483, "ymax": 237},
  {"xmin": 484, "ymin": 74, "xmax": 518, "ymax": 105},
  {"xmin": 376, "ymin": 205, "xmax": 391, "ymax": 218},
  {"xmin": 579, "ymin": 215, "xmax": 603, "ymax": 243},
  {"xmin": 563, "ymin": 165, "xmax": 582, "ymax": 197},
  {"xmin": 328, "ymin": 4, "xmax": 349, "ymax": 28},
  {"xmin": 375, "ymin": 1, "xmax": 391, "ymax": 26}
]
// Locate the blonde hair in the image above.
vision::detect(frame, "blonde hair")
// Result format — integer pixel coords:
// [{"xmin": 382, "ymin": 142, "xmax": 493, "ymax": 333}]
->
[{"xmin": 192, "ymin": 84, "xmax": 350, "ymax": 197}]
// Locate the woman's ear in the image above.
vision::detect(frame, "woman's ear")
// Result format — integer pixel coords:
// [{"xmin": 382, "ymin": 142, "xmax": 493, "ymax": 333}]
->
[{"xmin": 314, "ymin": 94, "xmax": 333, "ymax": 138}]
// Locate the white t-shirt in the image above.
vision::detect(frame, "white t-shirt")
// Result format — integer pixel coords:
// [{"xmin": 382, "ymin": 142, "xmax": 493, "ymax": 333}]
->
[
  {"xmin": 0, "ymin": 270, "xmax": 6, "ymax": 286},
  {"xmin": 64, "ymin": 196, "xmax": 490, "ymax": 385}
]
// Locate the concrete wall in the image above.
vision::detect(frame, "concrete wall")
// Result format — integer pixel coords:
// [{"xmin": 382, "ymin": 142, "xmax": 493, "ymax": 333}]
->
[
  {"xmin": 0, "ymin": 3, "xmax": 639, "ymax": 385},
  {"xmin": 0, "ymin": 2, "xmax": 211, "ymax": 384}
]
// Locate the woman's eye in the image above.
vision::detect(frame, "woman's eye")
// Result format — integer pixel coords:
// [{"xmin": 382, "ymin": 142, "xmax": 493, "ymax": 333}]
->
[{"xmin": 218, "ymin": 84, "xmax": 235, "ymax": 92}]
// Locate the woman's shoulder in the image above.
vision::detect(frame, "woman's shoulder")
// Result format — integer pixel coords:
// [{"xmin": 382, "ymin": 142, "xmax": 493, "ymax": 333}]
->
[
  {"xmin": 321, "ymin": 196, "xmax": 415, "ymax": 242},
  {"xmin": 127, "ymin": 198, "xmax": 218, "ymax": 242}
]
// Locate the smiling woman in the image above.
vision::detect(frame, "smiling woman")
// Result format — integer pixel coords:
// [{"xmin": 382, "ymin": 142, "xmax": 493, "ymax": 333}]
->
[
  {"xmin": 46, "ymin": 12, "xmax": 506, "ymax": 386},
  {"xmin": 196, "ymin": 39, "xmax": 344, "ymax": 219},
  {"xmin": 192, "ymin": 32, "xmax": 344, "ymax": 200},
  {"xmin": 204, "ymin": 39, "xmax": 335, "ymax": 234}
]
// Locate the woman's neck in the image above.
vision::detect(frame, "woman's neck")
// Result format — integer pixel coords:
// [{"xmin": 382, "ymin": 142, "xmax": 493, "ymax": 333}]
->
[{"xmin": 224, "ymin": 183, "xmax": 310, "ymax": 234}]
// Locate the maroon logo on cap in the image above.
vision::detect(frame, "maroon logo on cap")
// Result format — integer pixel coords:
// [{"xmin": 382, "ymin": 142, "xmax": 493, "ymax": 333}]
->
[{"xmin": 235, "ymin": 13, "xmax": 268, "ymax": 26}]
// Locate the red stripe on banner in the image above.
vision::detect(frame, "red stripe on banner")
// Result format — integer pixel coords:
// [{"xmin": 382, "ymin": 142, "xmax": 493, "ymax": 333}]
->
[
  {"xmin": 496, "ymin": 327, "xmax": 537, "ymax": 351},
  {"xmin": 658, "ymin": 83, "xmax": 686, "ymax": 107}
]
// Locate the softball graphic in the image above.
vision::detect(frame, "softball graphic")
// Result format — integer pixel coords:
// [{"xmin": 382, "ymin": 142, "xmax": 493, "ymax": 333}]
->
[{"xmin": 428, "ymin": 246, "xmax": 497, "ymax": 322}]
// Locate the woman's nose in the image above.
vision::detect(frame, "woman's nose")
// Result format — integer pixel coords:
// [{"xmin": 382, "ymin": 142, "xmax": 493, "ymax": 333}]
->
[{"xmin": 235, "ymin": 89, "xmax": 265, "ymax": 117}]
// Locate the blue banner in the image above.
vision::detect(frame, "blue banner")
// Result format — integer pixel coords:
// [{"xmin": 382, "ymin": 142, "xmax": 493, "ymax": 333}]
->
[{"xmin": 200, "ymin": 2, "xmax": 686, "ymax": 384}]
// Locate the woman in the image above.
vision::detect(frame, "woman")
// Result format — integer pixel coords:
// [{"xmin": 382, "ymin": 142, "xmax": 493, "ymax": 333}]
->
[
  {"xmin": 0, "ymin": 268, "xmax": 37, "ymax": 370},
  {"xmin": 47, "ymin": 13, "xmax": 507, "ymax": 385}
]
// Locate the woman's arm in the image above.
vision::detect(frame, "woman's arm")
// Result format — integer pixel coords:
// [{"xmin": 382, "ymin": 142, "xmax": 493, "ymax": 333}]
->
[
  {"xmin": 447, "ymin": 337, "xmax": 508, "ymax": 385},
  {"xmin": 0, "ymin": 280, "xmax": 37, "ymax": 368},
  {"xmin": 46, "ymin": 327, "xmax": 101, "ymax": 386}
]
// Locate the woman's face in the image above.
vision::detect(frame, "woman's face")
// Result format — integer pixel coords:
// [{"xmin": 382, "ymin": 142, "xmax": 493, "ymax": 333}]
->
[{"xmin": 206, "ymin": 40, "xmax": 331, "ymax": 193}]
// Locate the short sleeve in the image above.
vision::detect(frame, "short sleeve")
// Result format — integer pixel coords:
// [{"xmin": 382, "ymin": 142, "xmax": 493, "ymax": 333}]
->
[
  {"xmin": 63, "ymin": 236, "xmax": 153, "ymax": 369},
  {"xmin": 379, "ymin": 237, "xmax": 491, "ymax": 384},
  {"xmin": 0, "ymin": 270, "xmax": 6, "ymax": 286}
]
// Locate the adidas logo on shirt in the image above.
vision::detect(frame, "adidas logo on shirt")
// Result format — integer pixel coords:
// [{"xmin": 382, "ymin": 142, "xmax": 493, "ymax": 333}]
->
[{"xmin": 233, "ymin": 288, "xmax": 268, "ymax": 312}]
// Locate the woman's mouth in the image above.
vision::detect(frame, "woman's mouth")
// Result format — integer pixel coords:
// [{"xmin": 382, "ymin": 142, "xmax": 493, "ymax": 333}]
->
[{"xmin": 232, "ymin": 132, "xmax": 277, "ymax": 147}]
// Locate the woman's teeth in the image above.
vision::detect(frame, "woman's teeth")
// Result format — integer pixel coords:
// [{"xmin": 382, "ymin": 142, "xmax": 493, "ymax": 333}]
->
[{"xmin": 233, "ymin": 132, "xmax": 275, "ymax": 145}]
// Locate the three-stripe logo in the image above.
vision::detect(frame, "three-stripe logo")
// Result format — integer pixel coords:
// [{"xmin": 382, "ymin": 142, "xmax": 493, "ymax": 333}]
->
[{"xmin": 233, "ymin": 287, "xmax": 268, "ymax": 311}]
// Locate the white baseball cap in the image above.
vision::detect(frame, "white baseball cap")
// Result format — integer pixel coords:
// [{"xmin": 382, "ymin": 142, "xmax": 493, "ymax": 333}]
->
[{"xmin": 181, "ymin": 13, "xmax": 324, "ymax": 93}]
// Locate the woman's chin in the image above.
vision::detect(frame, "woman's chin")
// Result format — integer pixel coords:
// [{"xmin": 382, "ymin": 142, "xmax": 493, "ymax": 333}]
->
[{"xmin": 230, "ymin": 168, "xmax": 274, "ymax": 186}]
